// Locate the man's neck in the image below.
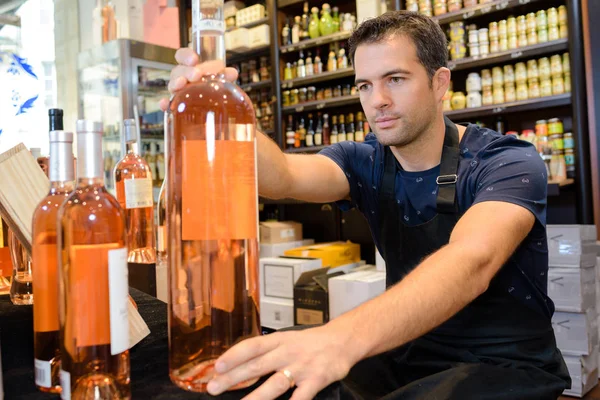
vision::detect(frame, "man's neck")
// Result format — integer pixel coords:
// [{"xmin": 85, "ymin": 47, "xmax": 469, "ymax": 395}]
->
[{"xmin": 389, "ymin": 115, "xmax": 446, "ymax": 172}]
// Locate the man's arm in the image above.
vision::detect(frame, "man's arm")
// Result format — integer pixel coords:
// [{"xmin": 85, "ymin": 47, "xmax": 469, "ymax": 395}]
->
[
  {"xmin": 256, "ymin": 131, "xmax": 350, "ymax": 203},
  {"xmin": 329, "ymin": 200, "xmax": 535, "ymax": 364}
]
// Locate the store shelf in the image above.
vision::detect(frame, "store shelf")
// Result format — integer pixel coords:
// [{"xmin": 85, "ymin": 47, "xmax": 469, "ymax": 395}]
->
[
  {"xmin": 227, "ymin": 17, "xmax": 269, "ymax": 32},
  {"xmin": 280, "ymin": 31, "xmax": 353, "ymax": 54},
  {"xmin": 138, "ymin": 85, "xmax": 169, "ymax": 96},
  {"xmin": 433, "ymin": 0, "xmax": 542, "ymax": 25},
  {"xmin": 281, "ymin": 68, "xmax": 354, "ymax": 89},
  {"xmin": 141, "ymin": 127, "xmax": 164, "ymax": 137},
  {"xmin": 448, "ymin": 39, "xmax": 569, "ymax": 71},
  {"xmin": 284, "ymin": 144, "xmax": 328, "ymax": 154},
  {"xmin": 240, "ymin": 80, "xmax": 271, "ymax": 92},
  {"xmin": 282, "ymin": 94, "xmax": 360, "ymax": 114},
  {"xmin": 444, "ymin": 93, "xmax": 571, "ymax": 120},
  {"xmin": 227, "ymin": 45, "xmax": 270, "ymax": 64},
  {"xmin": 547, "ymin": 179, "xmax": 574, "ymax": 196}
]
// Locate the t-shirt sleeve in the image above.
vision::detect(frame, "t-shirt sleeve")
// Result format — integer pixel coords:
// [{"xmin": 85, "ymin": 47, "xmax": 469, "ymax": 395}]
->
[
  {"xmin": 319, "ymin": 141, "xmax": 375, "ymax": 211},
  {"xmin": 471, "ymin": 139, "xmax": 547, "ymax": 226}
]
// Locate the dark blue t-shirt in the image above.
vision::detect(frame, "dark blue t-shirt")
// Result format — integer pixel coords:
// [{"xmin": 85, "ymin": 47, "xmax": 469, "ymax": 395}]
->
[{"xmin": 320, "ymin": 124, "xmax": 553, "ymax": 318}]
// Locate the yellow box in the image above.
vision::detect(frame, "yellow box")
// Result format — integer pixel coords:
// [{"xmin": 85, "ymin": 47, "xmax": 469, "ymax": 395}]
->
[{"xmin": 284, "ymin": 241, "xmax": 360, "ymax": 268}]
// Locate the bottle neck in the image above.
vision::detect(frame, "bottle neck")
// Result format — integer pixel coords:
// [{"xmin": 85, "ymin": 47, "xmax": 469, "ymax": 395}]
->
[
  {"xmin": 77, "ymin": 132, "xmax": 104, "ymax": 181},
  {"xmin": 126, "ymin": 141, "xmax": 139, "ymax": 155},
  {"xmin": 50, "ymin": 180, "xmax": 75, "ymax": 193},
  {"xmin": 192, "ymin": 0, "xmax": 226, "ymax": 63},
  {"xmin": 49, "ymin": 141, "xmax": 74, "ymax": 183}
]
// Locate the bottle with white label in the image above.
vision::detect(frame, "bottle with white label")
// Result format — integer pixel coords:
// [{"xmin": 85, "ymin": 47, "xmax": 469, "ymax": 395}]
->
[
  {"xmin": 113, "ymin": 119, "xmax": 156, "ymax": 264},
  {"xmin": 58, "ymin": 120, "xmax": 130, "ymax": 399}
]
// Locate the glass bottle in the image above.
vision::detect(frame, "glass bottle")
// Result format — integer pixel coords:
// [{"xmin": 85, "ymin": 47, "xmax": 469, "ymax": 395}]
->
[
  {"xmin": 309, "ymin": 7, "xmax": 320, "ymax": 39},
  {"xmin": 306, "ymin": 115, "xmax": 315, "ymax": 147},
  {"xmin": 319, "ymin": 4, "xmax": 335, "ymax": 36},
  {"xmin": 297, "ymin": 50, "xmax": 306, "ymax": 78},
  {"xmin": 101, "ymin": 0, "xmax": 117, "ymax": 43},
  {"xmin": 305, "ymin": 52, "xmax": 314, "ymax": 76},
  {"xmin": 338, "ymin": 114, "xmax": 347, "ymax": 142},
  {"xmin": 32, "ymin": 129, "xmax": 75, "ymax": 394},
  {"xmin": 292, "ymin": 16, "xmax": 301, "ymax": 44},
  {"xmin": 347, "ymin": 113, "xmax": 355, "ymax": 141},
  {"xmin": 114, "ymin": 119, "xmax": 156, "ymax": 264},
  {"xmin": 330, "ymin": 115, "xmax": 339, "ymax": 144},
  {"xmin": 301, "ymin": 2, "xmax": 310, "ymax": 41},
  {"xmin": 282, "ymin": 17, "xmax": 291, "ymax": 46},
  {"xmin": 322, "ymin": 113, "xmax": 331, "ymax": 145},
  {"xmin": 315, "ymin": 113, "xmax": 323, "ymax": 145},
  {"xmin": 58, "ymin": 120, "xmax": 130, "ymax": 399},
  {"xmin": 327, "ymin": 49, "xmax": 337, "ymax": 72},
  {"xmin": 0, "ymin": 219, "xmax": 11, "ymax": 295},
  {"xmin": 314, "ymin": 49, "xmax": 323, "ymax": 74},
  {"xmin": 332, "ymin": 6, "xmax": 340, "ymax": 32},
  {"xmin": 156, "ymin": 178, "xmax": 168, "ymax": 302},
  {"xmin": 8, "ymin": 229, "xmax": 32, "ymax": 305},
  {"xmin": 355, "ymin": 112, "xmax": 365, "ymax": 142},
  {"xmin": 166, "ymin": 0, "xmax": 260, "ymax": 392}
]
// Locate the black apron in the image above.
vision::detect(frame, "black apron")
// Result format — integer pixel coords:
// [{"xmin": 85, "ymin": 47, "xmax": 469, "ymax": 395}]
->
[{"xmin": 322, "ymin": 117, "xmax": 570, "ymax": 400}]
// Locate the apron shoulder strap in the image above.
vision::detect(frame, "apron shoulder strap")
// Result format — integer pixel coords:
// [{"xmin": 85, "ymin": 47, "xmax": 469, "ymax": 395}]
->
[
  {"xmin": 380, "ymin": 146, "xmax": 397, "ymax": 201},
  {"xmin": 436, "ymin": 117, "xmax": 461, "ymax": 214}
]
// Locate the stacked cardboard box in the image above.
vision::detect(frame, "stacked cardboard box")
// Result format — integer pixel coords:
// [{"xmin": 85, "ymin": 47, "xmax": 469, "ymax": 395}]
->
[{"xmin": 547, "ymin": 225, "xmax": 599, "ymax": 397}]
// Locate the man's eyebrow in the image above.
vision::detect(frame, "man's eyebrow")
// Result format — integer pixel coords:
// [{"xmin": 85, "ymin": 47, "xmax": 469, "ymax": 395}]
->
[{"xmin": 355, "ymin": 69, "xmax": 412, "ymax": 85}]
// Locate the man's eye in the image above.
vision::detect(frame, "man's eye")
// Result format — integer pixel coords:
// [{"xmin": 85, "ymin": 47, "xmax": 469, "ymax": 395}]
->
[
  {"xmin": 390, "ymin": 77, "xmax": 404, "ymax": 84},
  {"xmin": 358, "ymin": 84, "xmax": 370, "ymax": 91}
]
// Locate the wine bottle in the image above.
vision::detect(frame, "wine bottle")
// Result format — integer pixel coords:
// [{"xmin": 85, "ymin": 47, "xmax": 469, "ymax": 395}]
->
[
  {"xmin": 114, "ymin": 119, "xmax": 156, "ymax": 264},
  {"xmin": 166, "ymin": 0, "xmax": 261, "ymax": 392},
  {"xmin": 32, "ymin": 129, "xmax": 74, "ymax": 394},
  {"xmin": 58, "ymin": 120, "xmax": 130, "ymax": 399}
]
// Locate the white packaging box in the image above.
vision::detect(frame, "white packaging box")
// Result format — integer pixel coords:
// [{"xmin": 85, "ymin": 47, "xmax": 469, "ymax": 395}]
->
[
  {"xmin": 249, "ymin": 24, "xmax": 270, "ymax": 48},
  {"xmin": 356, "ymin": 0, "xmax": 382, "ymax": 24},
  {"xmin": 547, "ymin": 225, "xmax": 597, "ymax": 268},
  {"xmin": 563, "ymin": 347, "xmax": 599, "ymax": 397},
  {"xmin": 260, "ymin": 239, "xmax": 314, "ymax": 258},
  {"xmin": 329, "ymin": 268, "xmax": 386, "ymax": 319},
  {"xmin": 260, "ymin": 297, "xmax": 294, "ymax": 330},
  {"xmin": 553, "ymin": 308, "xmax": 598, "ymax": 355},
  {"xmin": 114, "ymin": 0, "xmax": 144, "ymax": 41},
  {"xmin": 548, "ymin": 266, "xmax": 596, "ymax": 312},
  {"xmin": 236, "ymin": 4, "xmax": 266, "ymax": 27},
  {"xmin": 259, "ymin": 257, "xmax": 322, "ymax": 299},
  {"xmin": 224, "ymin": 28, "xmax": 250, "ymax": 52},
  {"xmin": 375, "ymin": 246, "xmax": 385, "ymax": 272},
  {"xmin": 224, "ymin": 0, "xmax": 245, "ymax": 19}
]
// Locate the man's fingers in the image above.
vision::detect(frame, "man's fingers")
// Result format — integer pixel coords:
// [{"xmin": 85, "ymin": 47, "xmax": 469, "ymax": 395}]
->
[
  {"xmin": 214, "ymin": 334, "xmax": 281, "ymax": 374},
  {"xmin": 207, "ymin": 350, "xmax": 285, "ymax": 396},
  {"xmin": 175, "ymin": 48, "xmax": 199, "ymax": 66},
  {"xmin": 240, "ymin": 370, "xmax": 295, "ymax": 400},
  {"xmin": 159, "ymin": 98, "xmax": 170, "ymax": 112},
  {"xmin": 223, "ymin": 67, "xmax": 239, "ymax": 83}
]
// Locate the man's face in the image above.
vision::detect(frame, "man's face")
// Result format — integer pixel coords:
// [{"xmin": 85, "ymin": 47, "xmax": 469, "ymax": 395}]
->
[{"xmin": 354, "ymin": 34, "xmax": 445, "ymax": 147}]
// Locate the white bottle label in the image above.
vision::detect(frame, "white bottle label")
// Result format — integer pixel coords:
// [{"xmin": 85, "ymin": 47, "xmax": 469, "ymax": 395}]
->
[
  {"xmin": 347, "ymin": 132, "xmax": 355, "ymax": 141},
  {"xmin": 314, "ymin": 133, "xmax": 323, "ymax": 146},
  {"xmin": 157, "ymin": 226, "xmax": 166, "ymax": 252},
  {"xmin": 59, "ymin": 369, "xmax": 70, "ymax": 400},
  {"xmin": 306, "ymin": 135, "xmax": 314, "ymax": 147},
  {"xmin": 124, "ymin": 177, "xmax": 153, "ymax": 209},
  {"xmin": 34, "ymin": 359, "xmax": 52, "ymax": 388},
  {"xmin": 192, "ymin": 0, "xmax": 225, "ymax": 35},
  {"xmin": 108, "ymin": 248, "xmax": 129, "ymax": 355}
]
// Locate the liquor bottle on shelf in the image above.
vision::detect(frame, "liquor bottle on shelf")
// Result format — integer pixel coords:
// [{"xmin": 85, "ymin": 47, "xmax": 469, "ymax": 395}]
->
[
  {"xmin": 301, "ymin": 2, "xmax": 310, "ymax": 41},
  {"xmin": 315, "ymin": 113, "xmax": 323, "ymax": 146},
  {"xmin": 330, "ymin": 115, "xmax": 339, "ymax": 144},
  {"xmin": 292, "ymin": 16, "xmax": 301, "ymax": 44},
  {"xmin": 298, "ymin": 117, "xmax": 307, "ymax": 147},
  {"xmin": 259, "ymin": 57, "xmax": 269, "ymax": 81},
  {"xmin": 320, "ymin": 4, "xmax": 335, "ymax": 36},
  {"xmin": 356, "ymin": 112, "xmax": 365, "ymax": 142},
  {"xmin": 58, "ymin": 120, "xmax": 130, "ymax": 399},
  {"xmin": 305, "ymin": 52, "xmax": 314, "ymax": 76},
  {"xmin": 31, "ymin": 128, "xmax": 75, "ymax": 394},
  {"xmin": 336, "ymin": 114, "xmax": 346, "ymax": 142},
  {"xmin": 347, "ymin": 113, "xmax": 356, "ymax": 142},
  {"xmin": 166, "ymin": 0, "xmax": 261, "ymax": 392},
  {"xmin": 309, "ymin": 7, "xmax": 320, "ymax": 39},
  {"xmin": 114, "ymin": 119, "xmax": 156, "ymax": 264},
  {"xmin": 294, "ymin": 119, "xmax": 301, "ymax": 148},
  {"xmin": 284, "ymin": 62, "xmax": 293, "ymax": 80},
  {"xmin": 101, "ymin": 0, "xmax": 117, "ymax": 43},
  {"xmin": 338, "ymin": 47, "xmax": 348, "ymax": 69},
  {"xmin": 327, "ymin": 49, "xmax": 337, "ymax": 72},
  {"xmin": 323, "ymin": 113, "xmax": 331, "ymax": 145},
  {"xmin": 297, "ymin": 51, "xmax": 307, "ymax": 78},
  {"xmin": 332, "ymin": 6, "xmax": 340, "ymax": 32},
  {"xmin": 282, "ymin": 17, "xmax": 292, "ymax": 46},
  {"xmin": 314, "ymin": 49, "xmax": 323, "ymax": 74},
  {"xmin": 8, "ymin": 228, "xmax": 32, "ymax": 305},
  {"xmin": 155, "ymin": 143, "xmax": 165, "ymax": 185},
  {"xmin": 286, "ymin": 115, "xmax": 295, "ymax": 147},
  {"xmin": 0, "ymin": 219, "xmax": 10, "ymax": 296},
  {"xmin": 306, "ymin": 114, "xmax": 315, "ymax": 147}
]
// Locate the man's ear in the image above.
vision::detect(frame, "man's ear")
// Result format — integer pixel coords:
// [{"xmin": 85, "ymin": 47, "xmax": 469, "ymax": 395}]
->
[{"xmin": 433, "ymin": 67, "xmax": 451, "ymax": 101}]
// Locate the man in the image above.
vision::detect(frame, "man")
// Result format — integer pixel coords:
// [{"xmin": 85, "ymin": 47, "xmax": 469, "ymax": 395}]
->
[{"xmin": 161, "ymin": 11, "xmax": 570, "ymax": 400}]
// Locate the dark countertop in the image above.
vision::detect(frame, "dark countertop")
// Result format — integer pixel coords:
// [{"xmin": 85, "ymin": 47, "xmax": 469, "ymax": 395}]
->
[{"xmin": 0, "ymin": 289, "xmax": 274, "ymax": 399}]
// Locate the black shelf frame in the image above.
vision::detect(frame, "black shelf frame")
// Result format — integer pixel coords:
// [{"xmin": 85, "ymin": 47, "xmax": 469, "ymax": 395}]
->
[
  {"xmin": 227, "ymin": 17, "xmax": 270, "ymax": 31},
  {"xmin": 280, "ymin": 31, "xmax": 353, "ymax": 54},
  {"xmin": 281, "ymin": 68, "xmax": 355, "ymax": 89},
  {"xmin": 448, "ymin": 39, "xmax": 569, "ymax": 71},
  {"xmin": 432, "ymin": 0, "xmax": 543, "ymax": 25},
  {"xmin": 282, "ymin": 94, "xmax": 360, "ymax": 114}
]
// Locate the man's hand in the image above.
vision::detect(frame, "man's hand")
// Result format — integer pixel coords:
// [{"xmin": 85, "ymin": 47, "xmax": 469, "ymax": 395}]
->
[
  {"xmin": 159, "ymin": 48, "xmax": 239, "ymax": 111},
  {"xmin": 206, "ymin": 325, "xmax": 363, "ymax": 400}
]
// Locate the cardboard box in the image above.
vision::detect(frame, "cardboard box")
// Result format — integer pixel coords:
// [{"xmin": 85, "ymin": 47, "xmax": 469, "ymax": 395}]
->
[
  {"xmin": 553, "ymin": 308, "xmax": 598, "ymax": 355},
  {"xmin": 224, "ymin": 0, "xmax": 245, "ymax": 19},
  {"xmin": 548, "ymin": 266, "xmax": 596, "ymax": 312},
  {"xmin": 329, "ymin": 268, "xmax": 386, "ymax": 319},
  {"xmin": 260, "ymin": 239, "xmax": 314, "ymax": 258},
  {"xmin": 547, "ymin": 225, "xmax": 597, "ymax": 268},
  {"xmin": 236, "ymin": 4, "xmax": 266, "ymax": 26},
  {"xmin": 260, "ymin": 221, "xmax": 302, "ymax": 244},
  {"xmin": 294, "ymin": 268, "xmax": 344, "ymax": 325},
  {"xmin": 259, "ymin": 257, "xmax": 322, "ymax": 299},
  {"xmin": 224, "ymin": 28, "xmax": 250, "ymax": 52},
  {"xmin": 284, "ymin": 241, "xmax": 361, "ymax": 268},
  {"xmin": 260, "ymin": 297, "xmax": 294, "ymax": 330},
  {"xmin": 563, "ymin": 347, "xmax": 599, "ymax": 398},
  {"xmin": 249, "ymin": 24, "xmax": 270, "ymax": 48}
]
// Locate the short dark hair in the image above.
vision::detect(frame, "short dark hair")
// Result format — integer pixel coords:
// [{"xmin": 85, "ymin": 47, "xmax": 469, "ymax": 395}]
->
[{"xmin": 348, "ymin": 11, "xmax": 448, "ymax": 81}]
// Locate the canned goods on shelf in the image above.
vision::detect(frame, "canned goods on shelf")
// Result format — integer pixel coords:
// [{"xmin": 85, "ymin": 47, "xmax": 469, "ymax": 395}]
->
[
  {"xmin": 550, "ymin": 134, "xmax": 564, "ymax": 151},
  {"xmin": 490, "ymin": 40, "xmax": 499, "ymax": 53},
  {"xmin": 517, "ymin": 15, "xmax": 527, "ymax": 34},
  {"xmin": 559, "ymin": 24, "xmax": 568, "ymax": 39},
  {"xmin": 481, "ymin": 69, "xmax": 493, "ymax": 88},
  {"xmin": 463, "ymin": 0, "xmax": 478, "ymax": 6},
  {"xmin": 538, "ymin": 27, "xmax": 549, "ymax": 43},
  {"xmin": 503, "ymin": 65, "xmax": 515, "ymax": 84},
  {"xmin": 489, "ymin": 22, "xmax": 499, "ymax": 39},
  {"xmin": 536, "ymin": 120, "xmax": 549, "ymax": 137},
  {"xmin": 564, "ymin": 73, "xmax": 571, "ymax": 93},
  {"xmin": 540, "ymin": 79, "xmax": 552, "ymax": 97},
  {"xmin": 499, "ymin": 37, "xmax": 509, "ymax": 52},
  {"xmin": 526, "ymin": 13, "xmax": 537, "ymax": 31},
  {"xmin": 529, "ymin": 78, "xmax": 541, "ymax": 98},
  {"xmin": 466, "ymin": 72, "xmax": 482, "ymax": 92},
  {"xmin": 468, "ymin": 29, "xmax": 479, "ymax": 44},
  {"xmin": 563, "ymin": 132, "xmax": 574, "ymax": 149},
  {"xmin": 467, "ymin": 91, "xmax": 482, "ymax": 108},
  {"xmin": 299, "ymin": 87, "xmax": 308, "ymax": 102},
  {"xmin": 505, "ymin": 82, "xmax": 516, "ymax": 103},
  {"xmin": 307, "ymin": 86, "xmax": 316, "ymax": 101},
  {"xmin": 468, "ymin": 43, "xmax": 480, "ymax": 57},
  {"xmin": 450, "ymin": 42, "xmax": 467, "ymax": 60},
  {"xmin": 536, "ymin": 10, "xmax": 548, "ymax": 29},
  {"xmin": 493, "ymin": 86, "xmax": 505, "ymax": 104},
  {"xmin": 515, "ymin": 62, "xmax": 528, "ymax": 83},
  {"xmin": 518, "ymin": 32, "xmax": 528, "ymax": 48},
  {"xmin": 506, "ymin": 17, "xmax": 515, "ymax": 35},
  {"xmin": 551, "ymin": 55, "xmax": 563, "ymax": 76},
  {"xmin": 508, "ymin": 34, "xmax": 518, "ymax": 50},
  {"xmin": 548, "ymin": 118, "xmax": 564, "ymax": 135},
  {"xmin": 482, "ymin": 88, "xmax": 494, "ymax": 105},
  {"xmin": 564, "ymin": 148, "xmax": 575, "ymax": 175},
  {"xmin": 527, "ymin": 29, "xmax": 538, "ymax": 46},
  {"xmin": 492, "ymin": 66, "xmax": 504, "ymax": 86},
  {"xmin": 549, "ymin": 25, "xmax": 560, "ymax": 41},
  {"xmin": 480, "ymin": 43, "xmax": 490, "ymax": 56},
  {"xmin": 516, "ymin": 82, "xmax": 529, "ymax": 101},
  {"xmin": 527, "ymin": 60, "xmax": 539, "ymax": 80},
  {"xmin": 478, "ymin": 28, "xmax": 489, "ymax": 43},
  {"xmin": 548, "ymin": 7, "xmax": 559, "ymax": 27},
  {"xmin": 552, "ymin": 75, "xmax": 565, "ymax": 95},
  {"xmin": 539, "ymin": 57, "xmax": 551, "ymax": 79},
  {"xmin": 283, "ymin": 90, "xmax": 291, "ymax": 106},
  {"xmin": 291, "ymin": 89, "xmax": 299, "ymax": 104},
  {"xmin": 558, "ymin": 5, "xmax": 568, "ymax": 25},
  {"xmin": 448, "ymin": 0, "xmax": 462, "ymax": 12},
  {"xmin": 563, "ymin": 52, "xmax": 571, "ymax": 73},
  {"xmin": 433, "ymin": 1, "xmax": 447, "ymax": 16}
]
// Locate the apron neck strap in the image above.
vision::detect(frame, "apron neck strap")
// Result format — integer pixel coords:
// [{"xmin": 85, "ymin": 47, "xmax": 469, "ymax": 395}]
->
[{"xmin": 380, "ymin": 116, "xmax": 461, "ymax": 213}]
